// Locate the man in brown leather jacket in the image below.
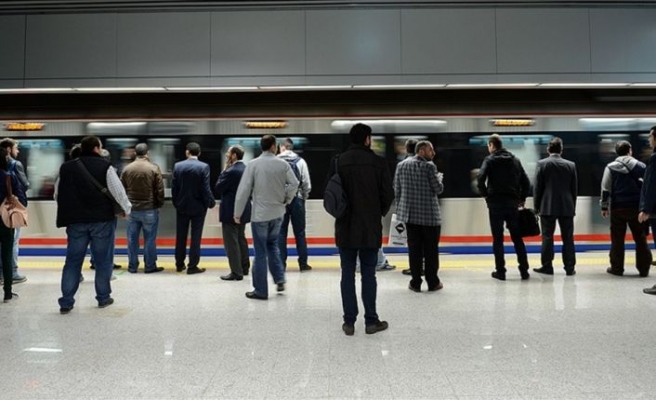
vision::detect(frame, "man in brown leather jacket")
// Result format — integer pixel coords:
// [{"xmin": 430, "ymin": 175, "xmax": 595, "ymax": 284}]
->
[{"xmin": 120, "ymin": 143, "xmax": 165, "ymax": 273}]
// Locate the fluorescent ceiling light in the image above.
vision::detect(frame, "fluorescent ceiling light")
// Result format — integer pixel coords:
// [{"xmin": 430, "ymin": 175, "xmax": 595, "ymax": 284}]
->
[
  {"xmin": 259, "ymin": 85, "xmax": 352, "ymax": 90},
  {"xmin": 88, "ymin": 122, "xmax": 147, "ymax": 128},
  {"xmin": 75, "ymin": 87, "xmax": 166, "ymax": 92},
  {"xmin": 447, "ymin": 83, "xmax": 538, "ymax": 88},
  {"xmin": 629, "ymin": 83, "xmax": 656, "ymax": 87},
  {"xmin": 0, "ymin": 88, "xmax": 74, "ymax": 93},
  {"xmin": 539, "ymin": 83, "xmax": 628, "ymax": 88},
  {"xmin": 353, "ymin": 84, "xmax": 445, "ymax": 89},
  {"xmin": 579, "ymin": 118, "xmax": 634, "ymax": 123},
  {"xmin": 23, "ymin": 347, "xmax": 63, "ymax": 353},
  {"xmin": 165, "ymin": 86, "xmax": 258, "ymax": 91}
]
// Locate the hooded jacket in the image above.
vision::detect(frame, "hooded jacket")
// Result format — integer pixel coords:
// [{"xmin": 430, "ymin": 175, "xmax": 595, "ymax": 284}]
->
[{"xmin": 601, "ymin": 155, "xmax": 645, "ymax": 211}]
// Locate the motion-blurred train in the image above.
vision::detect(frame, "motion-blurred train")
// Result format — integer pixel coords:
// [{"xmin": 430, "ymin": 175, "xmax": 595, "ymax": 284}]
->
[{"xmin": 3, "ymin": 89, "xmax": 655, "ymax": 256}]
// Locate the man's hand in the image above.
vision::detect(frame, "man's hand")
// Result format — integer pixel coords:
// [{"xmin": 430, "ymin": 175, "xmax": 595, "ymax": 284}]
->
[
  {"xmin": 234, "ymin": 216, "xmax": 241, "ymax": 224},
  {"xmin": 601, "ymin": 210, "xmax": 610, "ymax": 218},
  {"xmin": 639, "ymin": 211, "xmax": 650, "ymax": 223}
]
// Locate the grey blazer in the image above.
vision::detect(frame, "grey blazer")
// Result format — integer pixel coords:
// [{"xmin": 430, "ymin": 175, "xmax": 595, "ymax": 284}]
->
[{"xmin": 534, "ymin": 154, "xmax": 578, "ymax": 217}]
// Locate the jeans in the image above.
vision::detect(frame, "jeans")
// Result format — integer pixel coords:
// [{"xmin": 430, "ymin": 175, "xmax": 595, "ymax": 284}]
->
[
  {"xmin": 610, "ymin": 208, "xmax": 651, "ymax": 274},
  {"xmin": 0, "ymin": 222, "xmax": 14, "ymax": 298},
  {"xmin": 175, "ymin": 212, "xmax": 206, "ymax": 269},
  {"xmin": 127, "ymin": 209, "xmax": 160, "ymax": 272},
  {"xmin": 59, "ymin": 221, "xmax": 115, "ymax": 308},
  {"xmin": 406, "ymin": 224, "xmax": 441, "ymax": 289},
  {"xmin": 540, "ymin": 216, "xmax": 576, "ymax": 271},
  {"xmin": 12, "ymin": 227, "xmax": 20, "ymax": 277},
  {"xmin": 488, "ymin": 207, "xmax": 529, "ymax": 273},
  {"xmin": 251, "ymin": 218, "xmax": 285, "ymax": 298},
  {"xmin": 278, "ymin": 197, "xmax": 309, "ymax": 269},
  {"xmin": 356, "ymin": 248, "xmax": 388, "ymax": 269},
  {"xmin": 339, "ymin": 247, "xmax": 379, "ymax": 326}
]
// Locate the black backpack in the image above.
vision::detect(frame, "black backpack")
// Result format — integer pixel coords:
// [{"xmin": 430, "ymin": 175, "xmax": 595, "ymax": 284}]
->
[{"xmin": 323, "ymin": 156, "xmax": 348, "ymax": 219}]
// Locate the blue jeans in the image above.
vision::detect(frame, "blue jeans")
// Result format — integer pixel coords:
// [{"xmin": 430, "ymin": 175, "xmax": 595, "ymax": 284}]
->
[
  {"xmin": 59, "ymin": 221, "xmax": 115, "ymax": 308},
  {"xmin": 278, "ymin": 197, "xmax": 309, "ymax": 269},
  {"xmin": 127, "ymin": 209, "xmax": 160, "ymax": 272},
  {"xmin": 251, "ymin": 218, "xmax": 285, "ymax": 298},
  {"xmin": 489, "ymin": 207, "xmax": 529, "ymax": 273},
  {"xmin": 339, "ymin": 247, "xmax": 379, "ymax": 326},
  {"xmin": 12, "ymin": 227, "xmax": 20, "ymax": 277}
]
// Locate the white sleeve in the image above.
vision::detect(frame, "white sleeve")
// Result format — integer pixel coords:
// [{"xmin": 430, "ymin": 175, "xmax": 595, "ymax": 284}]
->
[{"xmin": 106, "ymin": 166, "xmax": 132, "ymax": 215}]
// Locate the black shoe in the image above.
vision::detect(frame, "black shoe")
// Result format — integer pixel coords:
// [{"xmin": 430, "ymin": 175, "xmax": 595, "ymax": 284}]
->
[
  {"xmin": 98, "ymin": 298, "xmax": 114, "ymax": 308},
  {"xmin": 428, "ymin": 282, "xmax": 444, "ymax": 292},
  {"xmin": 643, "ymin": 284, "xmax": 656, "ymax": 295},
  {"xmin": 365, "ymin": 320, "xmax": 388, "ymax": 334},
  {"xmin": 491, "ymin": 271, "xmax": 506, "ymax": 281},
  {"xmin": 176, "ymin": 265, "xmax": 186, "ymax": 273},
  {"xmin": 89, "ymin": 263, "xmax": 95, "ymax": 270},
  {"xmin": 300, "ymin": 265, "xmax": 312, "ymax": 272},
  {"xmin": 408, "ymin": 283, "xmax": 421, "ymax": 293},
  {"xmin": 342, "ymin": 323, "xmax": 355, "ymax": 336},
  {"xmin": 187, "ymin": 267, "xmax": 206, "ymax": 275},
  {"xmin": 113, "ymin": 263, "xmax": 122, "ymax": 270},
  {"xmin": 243, "ymin": 267, "xmax": 250, "ymax": 276},
  {"xmin": 3, "ymin": 292, "xmax": 18, "ymax": 303},
  {"xmin": 128, "ymin": 269, "xmax": 138, "ymax": 274},
  {"xmin": 520, "ymin": 269, "xmax": 530, "ymax": 280},
  {"xmin": 402, "ymin": 268, "xmax": 425, "ymax": 276},
  {"xmin": 145, "ymin": 267, "xmax": 164, "ymax": 274},
  {"xmin": 533, "ymin": 266, "xmax": 554, "ymax": 275},
  {"xmin": 652, "ymin": 261, "xmax": 656, "ymax": 267},
  {"xmin": 220, "ymin": 273, "xmax": 243, "ymax": 281},
  {"xmin": 606, "ymin": 267, "xmax": 623, "ymax": 276},
  {"xmin": 60, "ymin": 305, "xmax": 74, "ymax": 314},
  {"xmin": 565, "ymin": 269, "xmax": 576, "ymax": 276},
  {"xmin": 277, "ymin": 282, "xmax": 285, "ymax": 292},
  {"xmin": 245, "ymin": 291, "xmax": 267, "ymax": 300},
  {"xmin": 639, "ymin": 269, "xmax": 650, "ymax": 278}
]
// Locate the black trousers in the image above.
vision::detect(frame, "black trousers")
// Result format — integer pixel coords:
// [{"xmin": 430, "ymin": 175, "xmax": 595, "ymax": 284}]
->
[
  {"xmin": 609, "ymin": 208, "xmax": 651, "ymax": 274},
  {"xmin": 540, "ymin": 215, "xmax": 576, "ymax": 271},
  {"xmin": 175, "ymin": 212, "xmax": 207, "ymax": 269},
  {"xmin": 406, "ymin": 223, "xmax": 441, "ymax": 289},
  {"xmin": 222, "ymin": 221, "xmax": 250, "ymax": 276},
  {"xmin": 488, "ymin": 207, "xmax": 529, "ymax": 273}
]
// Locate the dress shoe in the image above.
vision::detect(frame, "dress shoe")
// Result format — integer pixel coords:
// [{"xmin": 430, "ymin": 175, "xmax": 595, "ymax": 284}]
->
[
  {"xmin": 242, "ymin": 268, "xmax": 250, "ymax": 276},
  {"xmin": 98, "ymin": 298, "xmax": 114, "ymax": 308},
  {"xmin": 402, "ymin": 268, "xmax": 425, "ymax": 276},
  {"xmin": 365, "ymin": 320, "xmax": 388, "ymax": 334},
  {"xmin": 606, "ymin": 267, "xmax": 623, "ymax": 276},
  {"xmin": 342, "ymin": 323, "xmax": 355, "ymax": 336},
  {"xmin": 643, "ymin": 284, "xmax": 656, "ymax": 295},
  {"xmin": 300, "ymin": 265, "xmax": 312, "ymax": 272},
  {"xmin": 3, "ymin": 292, "xmax": 18, "ymax": 303},
  {"xmin": 176, "ymin": 265, "xmax": 186, "ymax": 273},
  {"xmin": 245, "ymin": 291, "xmax": 267, "ymax": 300},
  {"xmin": 565, "ymin": 268, "xmax": 576, "ymax": 276},
  {"xmin": 491, "ymin": 271, "xmax": 506, "ymax": 281},
  {"xmin": 145, "ymin": 267, "xmax": 164, "ymax": 274},
  {"xmin": 520, "ymin": 269, "xmax": 530, "ymax": 280},
  {"xmin": 220, "ymin": 273, "xmax": 243, "ymax": 281},
  {"xmin": 113, "ymin": 263, "xmax": 122, "ymax": 270},
  {"xmin": 277, "ymin": 282, "xmax": 285, "ymax": 292},
  {"xmin": 533, "ymin": 266, "xmax": 554, "ymax": 275},
  {"xmin": 652, "ymin": 260, "xmax": 656, "ymax": 267},
  {"xmin": 408, "ymin": 283, "xmax": 421, "ymax": 293},
  {"xmin": 187, "ymin": 267, "xmax": 206, "ymax": 275},
  {"xmin": 428, "ymin": 282, "xmax": 444, "ymax": 292},
  {"xmin": 60, "ymin": 305, "xmax": 74, "ymax": 314}
]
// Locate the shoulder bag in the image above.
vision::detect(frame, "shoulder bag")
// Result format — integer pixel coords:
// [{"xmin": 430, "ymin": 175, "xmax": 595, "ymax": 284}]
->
[
  {"xmin": 0, "ymin": 174, "xmax": 28, "ymax": 228},
  {"xmin": 75, "ymin": 159, "xmax": 124, "ymax": 216}
]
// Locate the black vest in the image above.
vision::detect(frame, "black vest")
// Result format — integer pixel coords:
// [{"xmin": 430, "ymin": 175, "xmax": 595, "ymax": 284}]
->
[{"xmin": 56, "ymin": 154, "xmax": 114, "ymax": 227}]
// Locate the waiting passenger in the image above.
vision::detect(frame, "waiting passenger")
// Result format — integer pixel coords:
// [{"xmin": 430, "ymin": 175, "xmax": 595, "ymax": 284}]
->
[
  {"xmin": 234, "ymin": 135, "xmax": 299, "ymax": 300},
  {"xmin": 399, "ymin": 138, "xmax": 421, "ymax": 277},
  {"xmin": 277, "ymin": 138, "xmax": 313, "ymax": 272},
  {"xmin": 172, "ymin": 142, "xmax": 216, "ymax": 275},
  {"xmin": 394, "ymin": 140, "xmax": 444, "ymax": 292},
  {"xmin": 641, "ymin": 127, "xmax": 656, "ymax": 295},
  {"xmin": 533, "ymin": 137, "xmax": 578, "ymax": 276},
  {"xmin": 56, "ymin": 136, "xmax": 131, "ymax": 314},
  {"xmin": 121, "ymin": 143, "xmax": 165, "ymax": 274},
  {"xmin": 332, "ymin": 123, "xmax": 394, "ymax": 335},
  {"xmin": 215, "ymin": 145, "xmax": 251, "ymax": 281},
  {"xmin": 477, "ymin": 134, "xmax": 531, "ymax": 281},
  {"xmin": 601, "ymin": 140, "xmax": 651, "ymax": 277}
]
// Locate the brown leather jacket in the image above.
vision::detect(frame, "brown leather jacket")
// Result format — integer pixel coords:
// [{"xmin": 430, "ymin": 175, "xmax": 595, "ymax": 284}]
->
[{"xmin": 120, "ymin": 156, "xmax": 165, "ymax": 211}]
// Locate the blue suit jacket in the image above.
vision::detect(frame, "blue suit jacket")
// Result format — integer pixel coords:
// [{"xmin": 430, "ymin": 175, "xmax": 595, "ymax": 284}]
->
[
  {"xmin": 172, "ymin": 158, "xmax": 215, "ymax": 216},
  {"xmin": 215, "ymin": 161, "xmax": 251, "ymax": 224}
]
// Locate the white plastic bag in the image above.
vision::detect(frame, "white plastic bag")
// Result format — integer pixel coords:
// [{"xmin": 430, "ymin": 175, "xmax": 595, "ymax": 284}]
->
[{"xmin": 387, "ymin": 213, "xmax": 407, "ymax": 246}]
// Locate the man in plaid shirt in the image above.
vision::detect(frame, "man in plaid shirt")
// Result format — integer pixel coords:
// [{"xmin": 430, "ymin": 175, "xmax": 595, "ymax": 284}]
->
[{"xmin": 394, "ymin": 141, "xmax": 444, "ymax": 292}]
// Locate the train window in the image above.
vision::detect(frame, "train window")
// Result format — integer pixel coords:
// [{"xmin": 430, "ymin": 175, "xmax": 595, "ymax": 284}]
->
[
  {"xmin": 393, "ymin": 136, "xmax": 427, "ymax": 161},
  {"xmin": 221, "ymin": 136, "xmax": 309, "ymax": 167},
  {"xmin": 104, "ymin": 138, "xmax": 138, "ymax": 174},
  {"xmin": 147, "ymin": 138, "xmax": 180, "ymax": 197},
  {"xmin": 21, "ymin": 139, "xmax": 65, "ymax": 199},
  {"xmin": 370, "ymin": 136, "xmax": 386, "ymax": 157}
]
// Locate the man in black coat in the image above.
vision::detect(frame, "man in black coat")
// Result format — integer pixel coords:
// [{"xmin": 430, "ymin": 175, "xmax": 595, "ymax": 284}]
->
[
  {"xmin": 533, "ymin": 137, "xmax": 578, "ymax": 276},
  {"xmin": 331, "ymin": 123, "xmax": 394, "ymax": 336}
]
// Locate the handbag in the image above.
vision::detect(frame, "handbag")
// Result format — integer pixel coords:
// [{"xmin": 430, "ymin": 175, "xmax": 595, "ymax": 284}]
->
[
  {"xmin": 74, "ymin": 159, "xmax": 123, "ymax": 216},
  {"xmin": 518, "ymin": 208, "xmax": 540, "ymax": 237},
  {"xmin": 0, "ymin": 174, "xmax": 28, "ymax": 228}
]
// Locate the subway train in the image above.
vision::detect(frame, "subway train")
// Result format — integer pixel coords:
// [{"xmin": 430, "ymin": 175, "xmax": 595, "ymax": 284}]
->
[{"xmin": 7, "ymin": 110, "xmax": 656, "ymax": 257}]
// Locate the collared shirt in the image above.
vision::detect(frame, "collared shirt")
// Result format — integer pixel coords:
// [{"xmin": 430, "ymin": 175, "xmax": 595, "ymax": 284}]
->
[{"xmin": 55, "ymin": 166, "xmax": 132, "ymax": 215}]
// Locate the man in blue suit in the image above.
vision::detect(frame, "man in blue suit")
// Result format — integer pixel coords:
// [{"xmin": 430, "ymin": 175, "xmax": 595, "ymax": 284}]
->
[
  {"xmin": 172, "ymin": 142, "xmax": 216, "ymax": 274},
  {"xmin": 215, "ymin": 145, "xmax": 251, "ymax": 281}
]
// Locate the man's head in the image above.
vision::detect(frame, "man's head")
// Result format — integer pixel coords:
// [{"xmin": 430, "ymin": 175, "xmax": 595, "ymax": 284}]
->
[
  {"xmin": 405, "ymin": 139, "xmax": 417, "ymax": 155},
  {"xmin": 649, "ymin": 126, "xmax": 656, "ymax": 149},
  {"xmin": 69, "ymin": 143, "xmax": 82, "ymax": 159},
  {"xmin": 226, "ymin": 145, "xmax": 245, "ymax": 163},
  {"xmin": 0, "ymin": 138, "xmax": 18, "ymax": 159},
  {"xmin": 186, "ymin": 142, "xmax": 201, "ymax": 158},
  {"xmin": 415, "ymin": 140, "xmax": 435, "ymax": 160},
  {"xmin": 260, "ymin": 135, "xmax": 277, "ymax": 152},
  {"xmin": 487, "ymin": 134, "xmax": 502, "ymax": 154},
  {"xmin": 80, "ymin": 136, "xmax": 102, "ymax": 154},
  {"xmin": 135, "ymin": 143, "xmax": 148, "ymax": 157},
  {"xmin": 615, "ymin": 140, "xmax": 632, "ymax": 156},
  {"xmin": 280, "ymin": 138, "xmax": 294, "ymax": 151},
  {"xmin": 547, "ymin": 137, "xmax": 563, "ymax": 154},
  {"xmin": 350, "ymin": 123, "xmax": 372, "ymax": 147}
]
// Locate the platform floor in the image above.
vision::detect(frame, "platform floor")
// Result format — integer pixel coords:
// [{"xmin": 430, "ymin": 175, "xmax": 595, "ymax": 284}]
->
[{"xmin": 2, "ymin": 252, "xmax": 656, "ymax": 399}]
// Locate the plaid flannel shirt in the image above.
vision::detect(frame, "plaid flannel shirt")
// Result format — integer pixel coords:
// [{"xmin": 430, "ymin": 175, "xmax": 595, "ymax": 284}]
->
[{"xmin": 394, "ymin": 155, "xmax": 443, "ymax": 226}]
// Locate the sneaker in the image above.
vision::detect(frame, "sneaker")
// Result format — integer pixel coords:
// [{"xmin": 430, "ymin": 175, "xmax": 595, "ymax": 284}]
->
[
  {"xmin": 12, "ymin": 274, "xmax": 27, "ymax": 284},
  {"xmin": 365, "ymin": 320, "xmax": 388, "ymax": 335},
  {"xmin": 377, "ymin": 263, "xmax": 396, "ymax": 271},
  {"xmin": 643, "ymin": 284, "xmax": 656, "ymax": 295},
  {"xmin": 111, "ymin": 274, "xmax": 117, "ymax": 281},
  {"xmin": 60, "ymin": 305, "xmax": 74, "ymax": 314},
  {"xmin": 3, "ymin": 292, "xmax": 18, "ymax": 303},
  {"xmin": 113, "ymin": 263, "xmax": 122, "ymax": 270},
  {"xmin": 342, "ymin": 323, "xmax": 355, "ymax": 336},
  {"xmin": 98, "ymin": 298, "xmax": 114, "ymax": 308},
  {"xmin": 277, "ymin": 282, "xmax": 285, "ymax": 292}
]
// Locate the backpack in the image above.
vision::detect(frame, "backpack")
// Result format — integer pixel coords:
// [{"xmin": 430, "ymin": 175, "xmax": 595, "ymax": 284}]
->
[
  {"xmin": 323, "ymin": 156, "xmax": 348, "ymax": 219},
  {"xmin": 283, "ymin": 156, "xmax": 303, "ymax": 195}
]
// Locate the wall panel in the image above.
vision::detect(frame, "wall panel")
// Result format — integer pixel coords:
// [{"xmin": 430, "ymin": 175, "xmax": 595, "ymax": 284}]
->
[{"xmin": 0, "ymin": 16, "xmax": 25, "ymax": 79}]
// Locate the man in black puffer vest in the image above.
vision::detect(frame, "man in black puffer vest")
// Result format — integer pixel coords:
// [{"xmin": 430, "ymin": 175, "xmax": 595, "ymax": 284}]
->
[{"xmin": 56, "ymin": 136, "xmax": 131, "ymax": 314}]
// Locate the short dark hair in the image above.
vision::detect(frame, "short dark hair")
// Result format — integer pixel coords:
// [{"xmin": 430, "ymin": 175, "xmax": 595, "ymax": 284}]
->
[
  {"xmin": 415, "ymin": 140, "xmax": 432, "ymax": 154},
  {"xmin": 186, "ymin": 142, "xmax": 201, "ymax": 156},
  {"xmin": 350, "ymin": 123, "xmax": 371, "ymax": 145},
  {"xmin": 135, "ymin": 143, "xmax": 148, "ymax": 156},
  {"xmin": 282, "ymin": 138, "xmax": 294, "ymax": 150},
  {"xmin": 0, "ymin": 147, "xmax": 8, "ymax": 171},
  {"xmin": 405, "ymin": 139, "xmax": 417, "ymax": 154},
  {"xmin": 650, "ymin": 126, "xmax": 656, "ymax": 138},
  {"xmin": 548, "ymin": 137, "xmax": 563, "ymax": 154},
  {"xmin": 69, "ymin": 143, "xmax": 81, "ymax": 159},
  {"xmin": 261, "ymin": 135, "xmax": 277, "ymax": 151},
  {"xmin": 0, "ymin": 138, "xmax": 17, "ymax": 151},
  {"xmin": 488, "ymin": 134, "xmax": 502, "ymax": 150},
  {"xmin": 615, "ymin": 140, "xmax": 632, "ymax": 156},
  {"xmin": 81, "ymin": 136, "xmax": 101, "ymax": 153},
  {"xmin": 229, "ymin": 145, "xmax": 244, "ymax": 160}
]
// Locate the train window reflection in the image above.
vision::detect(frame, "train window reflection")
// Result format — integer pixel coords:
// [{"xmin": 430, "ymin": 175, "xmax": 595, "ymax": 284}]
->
[
  {"xmin": 221, "ymin": 137, "xmax": 309, "ymax": 168},
  {"xmin": 105, "ymin": 138, "xmax": 138, "ymax": 174},
  {"xmin": 393, "ymin": 135, "xmax": 427, "ymax": 161},
  {"xmin": 21, "ymin": 139, "xmax": 65, "ymax": 199},
  {"xmin": 370, "ymin": 136, "xmax": 386, "ymax": 157},
  {"xmin": 147, "ymin": 138, "xmax": 179, "ymax": 197}
]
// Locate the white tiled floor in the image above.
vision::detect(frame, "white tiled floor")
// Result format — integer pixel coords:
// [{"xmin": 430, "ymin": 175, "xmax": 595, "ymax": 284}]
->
[{"xmin": 2, "ymin": 252, "xmax": 656, "ymax": 399}]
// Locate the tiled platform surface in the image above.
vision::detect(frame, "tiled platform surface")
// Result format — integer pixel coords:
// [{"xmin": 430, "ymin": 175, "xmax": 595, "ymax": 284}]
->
[{"xmin": 2, "ymin": 252, "xmax": 656, "ymax": 400}]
